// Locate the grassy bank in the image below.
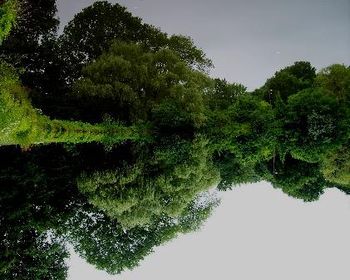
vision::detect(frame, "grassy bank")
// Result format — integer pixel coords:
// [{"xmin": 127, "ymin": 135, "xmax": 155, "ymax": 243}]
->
[{"xmin": 0, "ymin": 63, "xmax": 146, "ymax": 146}]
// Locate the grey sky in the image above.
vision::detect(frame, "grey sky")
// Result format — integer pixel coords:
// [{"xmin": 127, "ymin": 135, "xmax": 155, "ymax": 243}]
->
[
  {"xmin": 57, "ymin": 0, "xmax": 350, "ymax": 90},
  {"xmin": 55, "ymin": 1, "xmax": 350, "ymax": 279},
  {"xmin": 68, "ymin": 183, "xmax": 350, "ymax": 280}
]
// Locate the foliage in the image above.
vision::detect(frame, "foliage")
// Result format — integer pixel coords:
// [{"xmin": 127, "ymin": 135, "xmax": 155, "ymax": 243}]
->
[
  {"xmin": 321, "ymin": 144, "xmax": 350, "ymax": 187},
  {"xmin": 0, "ymin": 0, "xmax": 18, "ymax": 44},
  {"xmin": 73, "ymin": 41, "xmax": 212, "ymax": 129},
  {"xmin": 255, "ymin": 61, "xmax": 316, "ymax": 104},
  {"xmin": 59, "ymin": 0, "xmax": 211, "ymax": 86},
  {"xmin": 205, "ymin": 78, "xmax": 247, "ymax": 110},
  {"xmin": 67, "ymin": 194, "xmax": 218, "ymax": 274},
  {"xmin": 0, "ymin": 143, "xmax": 219, "ymax": 277},
  {"xmin": 315, "ymin": 64, "xmax": 350, "ymax": 102},
  {"xmin": 284, "ymin": 88, "xmax": 348, "ymax": 162},
  {"xmin": 0, "ymin": 0, "xmax": 61, "ymax": 113},
  {"xmin": 0, "ymin": 0, "xmax": 350, "ymax": 278},
  {"xmin": 77, "ymin": 136, "xmax": 220, "ymax": 228},
  {"xmin": 0, "ymin": 231, "xmax": 69, "ymax": 280},
  {"xmin": 214, "ymin": 151, "xmax": 260, "ymax": 190},
  {"xmin": 0, "ymin": 62, "xmax": 144, "ymax": 146},
  {"xmin": 206, "ymin": 94, "xmax": 277, "ymax": 164},
  {"xmin": 258, "ymin": 155, "xmax": 326, "ymax": 202},
  {"xmin": 0, "ymin": 145, "xmax": 78, "ymax": 279}
]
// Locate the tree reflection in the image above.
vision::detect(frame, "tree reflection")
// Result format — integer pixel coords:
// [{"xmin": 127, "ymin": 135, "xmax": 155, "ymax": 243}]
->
[
  {"xmin": 0, "ymin": 138, "xmax": 219, "ymax": 278},
  {"xmin": 0, "ymin": 0, "xmax": 349, "ymax": 279}
]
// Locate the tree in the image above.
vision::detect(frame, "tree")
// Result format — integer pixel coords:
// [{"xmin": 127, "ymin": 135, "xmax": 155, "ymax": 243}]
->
[
  {"xmin": 0, "ymin": 137, "xmax": 219, "ymax": 277},
  {"xmin": 321, "ymin": 144, "xmax": 350, "ymax": 187},
  {"xmin": 1, "ymin": 0, "xmax": 350, "ymax": 274},
  {"xmin": 214, "ymin": 151, "xmax": 260, "ymax": 191},
  {"xmin": 0, "ymin": 0, "xmax": 71, "ymax": 119},
  {"xmin": 206, "ymin": 94, "xmax": 277, "ymax": 164},
  {"xmin": 0, "ymin": 230, "xmax": 69, "ymax": 280},
  {"xmin": 67, "ymin": 194, "xmax": 218, "ymax": 274},
  {"xmin": 255, "ymin": 61, "xmax": 316, "ymax": 104},
  {"xmin": 284, "ymin": 88, "xmax": 348, "ymax": 162},
  {"xmin": 205, "ymin": 78, "xmax": 247, "ymax": 110},
  {"xmin": 73, "ymin": 41, "xmax": 212, "ymax": 129},
  {"xmin": 0, "ymin": 144, "xmax": 77, "ymax": 280},
  {"xmin": 316, "ymin": 64, "xmax": 350, "ymax": 102},
  {"xmin": 77, "ymin": 136, "xmax": 219, "ymax": 229},
  {"xmin": 258, "ymin": 155, "xmax": 326, "ymax": 202},
  {"xmin": 59, "ymin": 1, "xmax": 211, "ymax": 87},
  {"xmin": 0, "ymin": 0, "xmax": 59, "ymax": 89}
]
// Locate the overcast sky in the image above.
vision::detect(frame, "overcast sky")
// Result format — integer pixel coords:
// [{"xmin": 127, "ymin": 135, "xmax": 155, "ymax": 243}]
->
[
  {"xmin": 55, "ymin": 1, "xmax": 350, "ymax": 279},
  {"xmin": 57, "ymin": 0, "xmax": 350, "ymax": 90},
  {"xmin": 68, "ymin": 183, "xmax": 350, "ymax": 280}
]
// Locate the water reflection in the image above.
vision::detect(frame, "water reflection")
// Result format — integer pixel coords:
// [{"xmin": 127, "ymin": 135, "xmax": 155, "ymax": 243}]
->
[
  {"xmin": 0, "ymin": 0, "xmax": 349, "ymax": 278},
  {"xmin": 1, "ymin": 133, "xmax": 349, "ymax": 278},
  {"xmin": 0, "ymin": 138, "xmax": 219, "ymax": 278}
]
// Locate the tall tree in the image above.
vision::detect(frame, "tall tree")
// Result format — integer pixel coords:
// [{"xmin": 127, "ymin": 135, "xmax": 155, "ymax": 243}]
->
[
  {"xmin": 255, "ymin": 61, "xmax": 316, "ymax": 104},
  {"xmin": 316, "ymin": 64, "xmax": 350, "ymax": 102},
  {"xmin": 73, "ymin": 41, "xmax": 212, "ymax": 128},
  {"xmin": 284, "ymin": 88, "xmax": 348, "ymax": 163},
  {"xmin": 59, "ymin": 1, "xmax": 211, "ymax": 87}
]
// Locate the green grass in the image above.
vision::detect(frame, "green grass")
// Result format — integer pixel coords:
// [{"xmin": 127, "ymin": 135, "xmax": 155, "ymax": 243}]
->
[{"xmin": 0, "ymin": 63, "xmax": 148, "ymax": 147}]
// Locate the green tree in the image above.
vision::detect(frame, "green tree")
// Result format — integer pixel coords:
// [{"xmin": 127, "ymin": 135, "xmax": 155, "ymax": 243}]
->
[
  {"xmin": 73, "ymin": 41, "xmax": 212, "ymax": 129},
  {"xmin": 67, "ymin": 195, "xmax": 218, "ymax": 274},
  {"xmin": 0, "ymin": 0, "xmax": 18, "ymax": 44},
  {"xmin": 59, "ymin": 1, "xmax": 211, "ymax": 86},
  {"xmin": 205, "ymin": 78, "xmax": 247, "ymax": 110},
  {"xmin": 0, "ymin": 230, "xmax": 68, "ymax": 280},
  {"xmin": 255, "ymin": 61, "xmax": 316, "ymax": 104},
  {"xmin": 284, "ymin": 88, "xmax": 348, "ymax": 162},
  {"xmin": 316, "ymin": 64, "xmax": 350, "ymax": 102},
  {"xmin": 77, "ymin": 136, "xmax": 219, "ymax": 228},
  {"xmin": 214, "ymin": 151, "xmax": 260, "ymax": 191},
  {"xmin": 321, "ymin": 144, "xmax": 350, "ymax": 187},
  {"xmin": 0, "ymin": 145, "xmax": 76, "ymax": 280},
  {"xmin": 206, "ymin": 94, "xmax": 277, "ymax": 164},
  {"xmin": 0, "ymin": 0, "xmax": 62, "ymax": 111},
  {"xmin": 258, "ymin": 155, "xmax": 326, "ymax": 202}
]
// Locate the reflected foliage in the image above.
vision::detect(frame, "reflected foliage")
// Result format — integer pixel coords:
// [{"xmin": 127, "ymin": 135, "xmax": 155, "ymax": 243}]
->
[
  {"xmin": 68, "ymin": 195, "xmax": 217, "ymax": 274},
  {"xmin": 0, "ymin": 0, "xmax": 350, "ymax": 279},
  {"xmin": 78, "ymin": 136, "xmax": 219, "ymax": 228},
  {"xmin": 0, "ymin": 140, "xmax": 219, "ymax": 278}
]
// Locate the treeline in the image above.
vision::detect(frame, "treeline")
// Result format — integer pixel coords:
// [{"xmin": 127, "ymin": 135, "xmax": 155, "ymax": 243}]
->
[
  {"xmin": 0, "ymin": 1, "xmax": 349, "ymax": 279},
  {"xmin": 209, "ymin": 62, "xmax": 350, "ymax": 197}
]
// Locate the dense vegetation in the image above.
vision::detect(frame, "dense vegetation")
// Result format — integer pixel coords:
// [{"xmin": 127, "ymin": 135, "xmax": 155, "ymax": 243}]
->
[
  {"xmin": 0, "ymin": 1, "xmax": 349, "ymax": 279},
  {"xmin": 0, "ymin": 0, "xmax": 17, "ymax": 43}
]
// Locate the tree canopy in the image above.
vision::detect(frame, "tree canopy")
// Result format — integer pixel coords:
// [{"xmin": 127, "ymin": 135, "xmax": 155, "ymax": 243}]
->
[
  {"xmin": 0, "ymin": 1, "xmax": 349, "ymax": 279},
  {"xmin": 73, "ymin": 41, "xmax": 212, "ymax": 128}
]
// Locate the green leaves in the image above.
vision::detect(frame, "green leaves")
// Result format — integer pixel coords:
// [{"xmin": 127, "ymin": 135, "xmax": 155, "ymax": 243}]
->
[
  {"xmin": 77, "ymin": 136, "xmax": 219, "ymax": 229},
  {"xmin": 316, "ymin": 64, "xmax": 350, "ymax": 102},
  {"xmin": 284, "ymin": 88, "xmax": 347, "ymax": 162},
  {"xmin": 1, "ymin": 0, "xmax": 350, "ymax": 277},
  {"xmin": 0, "ymin": 0, "xmax": 18, "ymax": 44},
  {"xmin": 73, "ymin": 41, "xmax": 211, "ymax": 130}
]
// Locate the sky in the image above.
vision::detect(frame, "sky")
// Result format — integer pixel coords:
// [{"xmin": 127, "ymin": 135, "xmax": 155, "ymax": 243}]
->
[
  {"xmin": 68, "ymin": 183, "xmax": 350, "ymax": 280},
  {"xmin": 55, "ymin": 1, "xmax": 350, "ymax": 279},
  {"xmin": 57, "ymin": 0, "xmax": 350, "ymax": 90}
]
